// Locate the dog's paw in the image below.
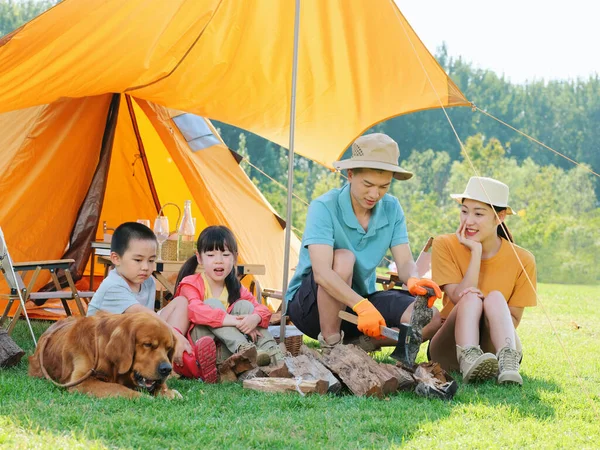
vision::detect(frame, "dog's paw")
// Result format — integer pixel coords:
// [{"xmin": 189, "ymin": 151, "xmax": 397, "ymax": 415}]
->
[{"xmin": 162, "ymin": 388, "xmax": 183, "ymax": 400}]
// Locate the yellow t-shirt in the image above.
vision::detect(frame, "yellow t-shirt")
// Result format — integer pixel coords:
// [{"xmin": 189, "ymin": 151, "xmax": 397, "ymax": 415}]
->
[
  {"xmin": 431, "ymin": 234, "xmax": 537, "ymax": 319},
  {"xmin": 201, "ymin": 273, "xmax": 229, "ymax": 308}
]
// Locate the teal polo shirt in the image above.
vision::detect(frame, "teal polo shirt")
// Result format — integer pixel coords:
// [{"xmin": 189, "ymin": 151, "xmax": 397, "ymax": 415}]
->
[{"xmin": 286, "ymin": 183, "xmax": 408, "ymax": 302}]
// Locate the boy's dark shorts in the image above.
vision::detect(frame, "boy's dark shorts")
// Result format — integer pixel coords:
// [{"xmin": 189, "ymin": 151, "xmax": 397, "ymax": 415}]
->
[{"xmin": 287, "ymin": 270, "xmax": 415, "ymax": 340}]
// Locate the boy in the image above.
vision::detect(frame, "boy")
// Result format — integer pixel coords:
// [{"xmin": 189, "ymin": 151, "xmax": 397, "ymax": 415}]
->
[{"xmin": 87, "ymin": 222, "xmax": 193, "ymax": 366}]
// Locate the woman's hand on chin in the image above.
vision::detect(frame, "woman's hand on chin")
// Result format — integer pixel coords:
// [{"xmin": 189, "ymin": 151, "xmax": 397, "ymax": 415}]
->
[{"xmin": 456, "ymin": 222, "xmax": 482, "ymax": 255}]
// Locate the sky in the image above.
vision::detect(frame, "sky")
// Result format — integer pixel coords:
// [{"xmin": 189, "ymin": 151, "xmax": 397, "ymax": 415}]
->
[{"xmin": 397, "ymin": 0, "xmax": 599, "ymax": 84}]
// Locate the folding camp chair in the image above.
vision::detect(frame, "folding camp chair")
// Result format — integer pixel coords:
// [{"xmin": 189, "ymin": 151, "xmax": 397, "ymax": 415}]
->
[
  {"xmin": 0, "ymin": 227, "xmax": 37, "ymax": 344},
  {"xmin": 0, "ymin": 227, "xmax": 93, "ymax": 342},
  {"xmin": 377, "ymin": 237, "xmax": 433, "ymax": 290}
]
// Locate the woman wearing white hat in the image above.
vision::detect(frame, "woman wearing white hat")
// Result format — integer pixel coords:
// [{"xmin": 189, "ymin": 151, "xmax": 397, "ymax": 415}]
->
[{"xmin": 429, "ymin": 177, "xmax": 537, "ymax": 385}]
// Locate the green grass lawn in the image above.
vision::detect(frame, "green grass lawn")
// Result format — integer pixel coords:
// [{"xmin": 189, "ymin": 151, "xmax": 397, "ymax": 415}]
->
[{"xmin": 1, "ymin": 283, "xmax": 599, "ymax": 449}]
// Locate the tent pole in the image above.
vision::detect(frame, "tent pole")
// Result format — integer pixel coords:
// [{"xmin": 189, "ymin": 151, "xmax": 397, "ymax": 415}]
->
[{"xmin": 279, "ymin": 0, "xmax": 301, "ymax": 345}]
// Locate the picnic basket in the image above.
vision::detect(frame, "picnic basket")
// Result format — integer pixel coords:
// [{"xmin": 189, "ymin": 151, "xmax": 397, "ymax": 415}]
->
[{"xmin": 269, "ymin": 325, "xmax": 304, "ymax": 356}]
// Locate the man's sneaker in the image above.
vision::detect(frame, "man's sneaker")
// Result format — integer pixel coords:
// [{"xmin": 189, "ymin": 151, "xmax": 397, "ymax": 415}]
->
[
  {"xmin": 194, "ymin": 336, "xmax": 218, "ymax": 383},
  {"xmin": 317, "ymin": 331, "xmax": 344, "ymax": 355},
  {"xmin": 456, "ymin": 345, "xmax": 498, "ymax": 383},
  {"xmin": 496, "ymin": 347, "xmax": 523, "ymax": 385}
]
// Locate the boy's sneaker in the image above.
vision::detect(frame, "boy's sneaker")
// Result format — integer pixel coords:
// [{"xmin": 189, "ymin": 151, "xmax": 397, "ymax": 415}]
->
[
  {"xmin": 194, "ymin": 336, "xmax": 218, "ymax": 383},
  {"xmin": 496, "ymin": 347, "xmax": 523, "ymax": 385},
  {"xmin": 456, "ymin": 345, "xmax": 498, "ymax": 383}
]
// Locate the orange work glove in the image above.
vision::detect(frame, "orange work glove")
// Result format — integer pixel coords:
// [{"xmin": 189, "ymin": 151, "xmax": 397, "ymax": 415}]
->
[
  {"xmin": 407, "ymin": 277, "xmax": 442, "ymax": 308},
  {"xmin": 352, "ymin": 299, "xmax": 386, "ymax": 338}
]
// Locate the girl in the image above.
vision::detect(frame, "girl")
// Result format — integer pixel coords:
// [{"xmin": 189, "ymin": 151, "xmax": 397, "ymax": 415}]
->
[
  {"xmin": 429, "ymin": 177, "xmax": 536, "ymax": 385},
  {"xmin": 172, "ymin": 226, "xmax": 283, "ymax": 382}
]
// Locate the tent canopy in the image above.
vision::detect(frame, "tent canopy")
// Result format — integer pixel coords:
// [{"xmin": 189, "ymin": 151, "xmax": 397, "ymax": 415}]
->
[
  {"xmin": 0, "ymin": 0, "xmax": 469, "ymax": 318},
  {"xmin": 0, "ymin": 0, "xmax": 468, "ymax": 169}
]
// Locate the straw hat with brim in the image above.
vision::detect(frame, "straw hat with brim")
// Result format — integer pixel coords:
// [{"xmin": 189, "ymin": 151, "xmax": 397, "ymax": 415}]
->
[
  {"xmin": 333, "ymin": 133, "xmax": 413, "ymax": 181},
  {"xmin": 451, "ymin": 176, "xmax": 515, "ymax": 215}
]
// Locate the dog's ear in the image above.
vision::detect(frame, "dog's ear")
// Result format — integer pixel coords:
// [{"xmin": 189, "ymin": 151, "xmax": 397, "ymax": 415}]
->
[
  {"xmin": 167, "ymin": 330, "xmax": 177, "ymax": 363},
  {"xmin": 105, "ymin": 321, "xmax": 135, "ymax": 374}
]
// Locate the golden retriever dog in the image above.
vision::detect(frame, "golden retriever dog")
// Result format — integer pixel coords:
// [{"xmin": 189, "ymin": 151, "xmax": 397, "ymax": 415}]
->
[{"xmin": 29, "ymin": 311, "xmax": 181, "ymax": 399}]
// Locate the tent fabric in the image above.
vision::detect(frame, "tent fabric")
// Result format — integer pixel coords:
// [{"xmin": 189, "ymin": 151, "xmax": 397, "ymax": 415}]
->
[
  {"xmin": 46, "ymin": 94, "xmax": 121, "ymax": 289},
  {"xmin": 0, "ymin": 93, "xmax": 301, "ymax": 319},
  {"xmin": 0, "ymin": 1, "xmax": 469, "ymax": 319},
  {"xmin": 0, "ymin": 96, "xmax": 111, "ymax": 267},
  {"xmin": 0, "ymin": 0, "xmax": 469, "ymax": 168}
]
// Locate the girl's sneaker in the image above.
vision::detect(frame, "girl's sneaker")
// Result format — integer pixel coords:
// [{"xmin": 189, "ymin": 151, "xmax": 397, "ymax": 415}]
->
[
  {"xmin": 173, "ymin": 351, "xmax": 202, "ymax": 379},
  {"xmin": 194, "ymin": 336, "xmax": 218, "ymax": 383}
]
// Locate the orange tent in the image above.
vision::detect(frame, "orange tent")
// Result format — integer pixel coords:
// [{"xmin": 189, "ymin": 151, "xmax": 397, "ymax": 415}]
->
[
  {"xmin": 0, "ymin": 95, "xmax": 300, "ymax": 318},
  {"xmin": 0, "ymin": 0, "xmax": 468, "ymax": 319}
]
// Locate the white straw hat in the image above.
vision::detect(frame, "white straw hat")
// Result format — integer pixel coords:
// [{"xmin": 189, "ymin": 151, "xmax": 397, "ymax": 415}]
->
[
  {"xmin": 451, "ymin": 176, "xmax": 515, "ymax": 215},
  {"xmin": 333, "ymin": 133, "xmax": 413, "ymax": 180}
]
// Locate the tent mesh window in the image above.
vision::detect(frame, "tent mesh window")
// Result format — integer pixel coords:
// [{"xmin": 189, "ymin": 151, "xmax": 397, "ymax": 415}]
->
[{"xmin": 172, "ymin": 113, "xmax": 220, "ymax": 151}]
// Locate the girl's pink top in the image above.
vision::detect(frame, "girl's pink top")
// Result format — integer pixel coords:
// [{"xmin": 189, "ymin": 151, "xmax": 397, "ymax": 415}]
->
[{"xmin": 175, "ymin": 273, "xmax": 271, "ymax": 329}]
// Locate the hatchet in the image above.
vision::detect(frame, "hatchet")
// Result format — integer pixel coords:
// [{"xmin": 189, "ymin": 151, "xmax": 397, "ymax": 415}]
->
[{"xmin": 338, "ymin": 287, "xmax": 435, "ymax": 368}]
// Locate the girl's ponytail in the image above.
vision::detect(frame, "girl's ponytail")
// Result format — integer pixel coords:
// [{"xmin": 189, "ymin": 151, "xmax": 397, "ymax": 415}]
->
[
  {"xmin": 225, "ymin": 267, "xmax": 242, "ymax": 305},
  {"xmin": 493, "ymin": 206, "xmax": 514, "ymax": 243},
  {"xmin": 175, "ymin": 255, "xmax": 199, "ymax": 292}
]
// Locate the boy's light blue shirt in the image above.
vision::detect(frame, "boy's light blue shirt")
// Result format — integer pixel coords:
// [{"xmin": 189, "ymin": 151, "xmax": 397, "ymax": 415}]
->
[
  {"xmin": 286, "ymin": 184, "xmax": 408, "ymax": 302},
  {"xmin": 87, "ymin": 268, "xmax": 156, "ymax": 316}
]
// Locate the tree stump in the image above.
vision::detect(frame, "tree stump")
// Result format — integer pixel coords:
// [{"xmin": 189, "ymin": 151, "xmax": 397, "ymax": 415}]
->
[
  {"xmin": 286, "ymin": 349, "xmax": 341, "ymax": 394},
  {"xmin": 0, "ymin": 329, "xmax": 25, "ymax": 368}
]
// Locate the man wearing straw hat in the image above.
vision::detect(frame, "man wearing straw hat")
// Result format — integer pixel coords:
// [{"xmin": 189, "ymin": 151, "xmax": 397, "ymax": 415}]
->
[{"xmin": 286, "ymin": 133, "xmax": 442, "ymax": 351}]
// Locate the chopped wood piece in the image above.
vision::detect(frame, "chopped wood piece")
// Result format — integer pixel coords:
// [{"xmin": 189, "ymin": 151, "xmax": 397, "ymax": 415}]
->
[
  {"xmin": 243, "ymin": 377, "xmax": 327, "ymax": 395},
  {"xmin": 237, "ymin": 367, "xmax": 266, "ymax": 382},
  {"xmin": 413, "ymin": 362, "xmax": 458, "ymax": 400},
  {"xmin": 380, "ymin": 364, "xmax": 416, "ymax": 391},
  {"xmin": 220, "ymin": 350, "xmax": 256, "ymax": 376},
  {"xmin": 285, "ymin": 353, "xmax": 341, "ymax": 394},
  {"xmin": 357, "ymin": 351, "xmax": 398, "ymax": 395},
  {"xmin": 261, "ymin": 361, "xmax": 291, "ymax": 378},
  {"xmin": 218, "ymin": 349, "xmax": 257, "ymax": 382},
  {"xmin": 320, "ymin": 344, "xmax": 385, "ymax": 398},
  {"xmin": 0, "ymin": 329, "xmax": 24, "ymax": 368},
  {"xmin": 298, "ymin": 344, "xmax": 323, "ymax": 360},
  {"xmin": 218, "ymin": 365, "xmax": 238, "ymax": 383}
]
